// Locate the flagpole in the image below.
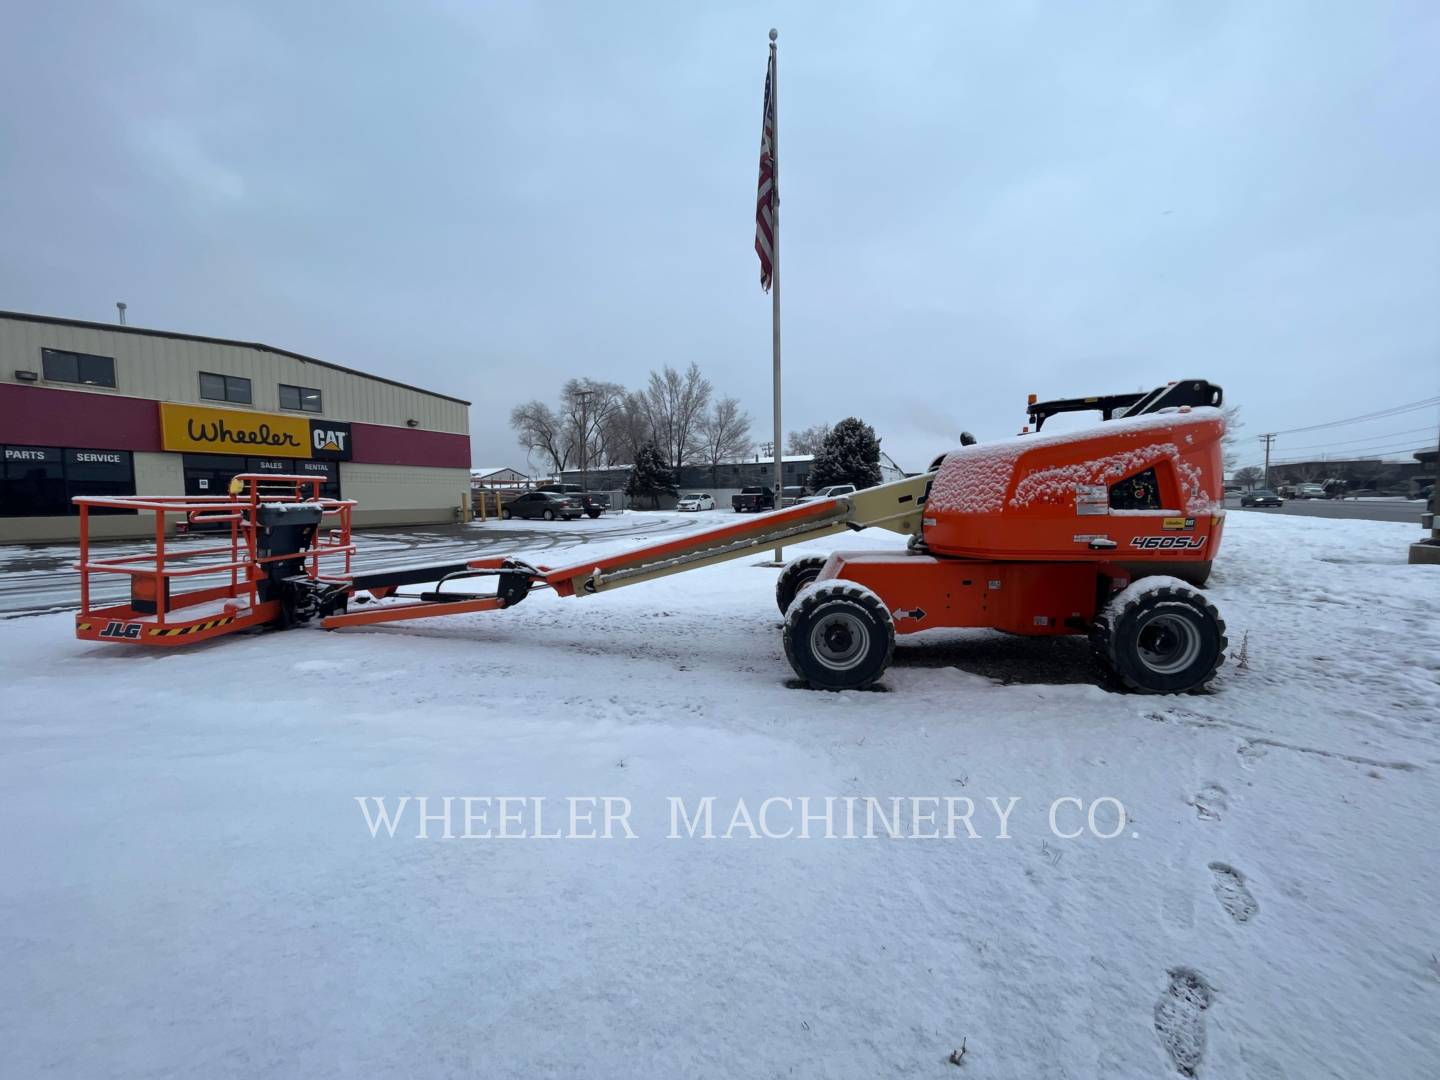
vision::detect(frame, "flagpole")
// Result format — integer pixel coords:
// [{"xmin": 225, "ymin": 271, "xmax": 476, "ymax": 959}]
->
[{"xmin": 769, "ymin": 28, "xmax": 783, "ymax": 562}]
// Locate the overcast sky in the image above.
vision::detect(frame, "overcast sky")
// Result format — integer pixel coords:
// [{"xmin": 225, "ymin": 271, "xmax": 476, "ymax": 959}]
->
[{"xmin": 2, "ymin": 1, "xmax": 1437, "ymax": 472}]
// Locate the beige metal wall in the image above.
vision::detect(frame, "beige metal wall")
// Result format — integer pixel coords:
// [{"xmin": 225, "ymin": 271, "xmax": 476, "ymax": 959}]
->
[
  {"xmin": 341, "ymin": 464, "xmax": 471, "ymax": 527},
  {"xmin": 0, "ymin": 316, "xmax": 468, "ymax": 434}
]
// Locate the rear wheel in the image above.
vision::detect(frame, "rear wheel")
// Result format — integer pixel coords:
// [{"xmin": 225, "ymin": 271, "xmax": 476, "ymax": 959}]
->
[
  {"xmin": 775, "ymin": 555, "xmax": 829, "ymax": 615},
  {"xmin": 784, "ymin": 582, "xmax": 894, "ymax": 691},
  {"xmin": 543, "ymin": 509, "xmax": 555, "ymax": 521},
  {"xmin": 587, "ymin": 510, "xmax": 601, "ymax": 519},
  {"xmin": 1091, "ymin": 578, "xmax": 1227, "ymax": 693}
]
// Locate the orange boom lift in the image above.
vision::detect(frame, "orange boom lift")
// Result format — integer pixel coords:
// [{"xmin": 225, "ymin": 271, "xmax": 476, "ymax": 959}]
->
[{"xmin": 74, "ymin": 380, "xmax": 1230, "ymax": 693}]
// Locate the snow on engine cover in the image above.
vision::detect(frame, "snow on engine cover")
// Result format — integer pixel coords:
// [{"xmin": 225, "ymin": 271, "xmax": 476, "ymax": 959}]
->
[{"xmin": 923, "ymin": 407, "xmax": 1226, "ymax": 582}]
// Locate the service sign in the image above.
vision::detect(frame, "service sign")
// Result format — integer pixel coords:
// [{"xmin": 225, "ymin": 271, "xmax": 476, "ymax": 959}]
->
[{"xmin": 159, "ymin": 404, "xmax": 352, "ymax": 461}]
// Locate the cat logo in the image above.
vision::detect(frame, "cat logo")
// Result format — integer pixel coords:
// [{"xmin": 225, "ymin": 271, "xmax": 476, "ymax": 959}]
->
[
  {"xmin": 307, "ymin": 421, "xmax": 353, "ymax": 460},
  {"xmin": 1162, "ymin": 516, "xmax": 1197, "ymax": 531},
  {"xmin": 313, "ymin": 428, "xmax": 347, "ymax": 453}
]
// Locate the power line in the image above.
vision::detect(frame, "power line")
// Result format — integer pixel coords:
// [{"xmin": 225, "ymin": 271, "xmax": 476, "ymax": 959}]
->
[
  {"xmin": 1270, "ymin": 395, "xmax": 1440, "ymax": 437},
  {"xmin": 1276, "ymin": 425, "xmax": 1435, "ymax": 453},
  {"xmin": 1269, "ymin": 447, "xmax": 1428, "ymax": 466}
]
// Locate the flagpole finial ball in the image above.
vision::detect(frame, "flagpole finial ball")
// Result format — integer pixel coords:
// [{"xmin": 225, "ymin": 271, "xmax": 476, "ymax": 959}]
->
[{"xmin": 769, "ymin": 28, "xmax": 777, "ymax": 42}]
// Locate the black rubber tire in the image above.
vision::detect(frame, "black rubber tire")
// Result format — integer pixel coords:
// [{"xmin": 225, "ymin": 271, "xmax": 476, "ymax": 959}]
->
[
  {"xmin": 775, "ymin": 555, "xmax": 829, "ymax": 615},
  {"xmin": 543, "ymin": 509, "xmax": 555, "ymax": 521},
  {"xmin": 587, "ymin": 510, "xmax": 601, "ymax": 519},
  {"xmin": 500, "ymin": 508, "xmax": 511, "ymax": 520},
  {"xmin": 784, "ymin": 581, "xmax": 895, "ymax": 691},
  {"xmin": 1091, "ymin": 581, "xmax": 1227, "ymax": 693}
]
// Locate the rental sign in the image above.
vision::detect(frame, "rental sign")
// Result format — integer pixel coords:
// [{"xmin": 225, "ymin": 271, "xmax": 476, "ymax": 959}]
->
[{"xmin": 159, "ymin": 403, "xmax": 352, "ymax": 461}]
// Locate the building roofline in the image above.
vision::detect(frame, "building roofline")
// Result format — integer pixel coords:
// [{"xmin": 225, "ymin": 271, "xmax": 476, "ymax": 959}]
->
[{"xmin": 0, "ymin": 309, "xmax": 470, "ymax": 406}]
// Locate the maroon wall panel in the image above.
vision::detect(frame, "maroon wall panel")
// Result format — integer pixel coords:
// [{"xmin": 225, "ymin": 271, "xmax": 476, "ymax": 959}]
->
[
  {"xmin": 0, "ymin": 384, "xmax": 161, "ymax": 451},
  {"xmin": 349, "ymin": 422, "xmax": 471, "ymax": 468},
  {"xmin": 1, "ymin": 384, "xmax": 470, "ymax": 468}
]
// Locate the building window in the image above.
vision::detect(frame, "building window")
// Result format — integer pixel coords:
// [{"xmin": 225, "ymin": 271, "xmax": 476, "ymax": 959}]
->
[
  {"xmin": 199, "ymin": 372, "xmax": 253, "ymax": 405},
  {"xmin": 1, "ymin": 446, "xmax": 135, "ymax": 517},
  {"xmin": 278, "ymin": 383, "xmax": 323, "ymax": 413},
  {"xmin": 41, "ymin": 348, "xmax": 116, "ymax": 388}
]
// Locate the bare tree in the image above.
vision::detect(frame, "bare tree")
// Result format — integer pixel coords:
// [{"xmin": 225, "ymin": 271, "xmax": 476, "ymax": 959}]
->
[
  {"xmin": 698, "ymin": 397, "xmax": 754, "ymax": 484},
  {"xmin": 601, "ymin": 392, "xmax": 654, "ymax": 465},
  {"xmin": 1233, "ymin": 465, "xmax": 1263, "ymax": 491},
  {"xmin": 560, "ymin": 378, "xmax": 625, "ymax": 477},
  {"xmin": 787, "ymin": 421, "xmax": 831, "ymax": 456},
  {"xmin": 509, "ymin": 400, "xmax": 569, "ymax": 478},
  {"xmin": 643, "ymin": 363, "xmax": 712, "ymax": 472},
  {"xmin": 1221, "ymin": 405, "xmax": 1244, "ymax": 470}
]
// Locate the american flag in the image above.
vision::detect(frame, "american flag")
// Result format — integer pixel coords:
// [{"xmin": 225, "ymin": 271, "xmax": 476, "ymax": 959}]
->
[{"xmin": 755, "ymin": 50, "xmax": 777, "ymax": 292}]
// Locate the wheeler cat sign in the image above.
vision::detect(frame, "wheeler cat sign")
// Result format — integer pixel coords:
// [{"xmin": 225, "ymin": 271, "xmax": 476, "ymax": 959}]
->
[{"xmin": 159, "ymin": 404, "xmax": 352, "ymax": 461}]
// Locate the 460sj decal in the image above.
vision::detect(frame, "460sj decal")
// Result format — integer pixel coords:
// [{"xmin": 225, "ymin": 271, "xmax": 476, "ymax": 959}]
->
[{"xmin": 1130, "ymin": 535, "xmax": 1207, "ymax": 550}]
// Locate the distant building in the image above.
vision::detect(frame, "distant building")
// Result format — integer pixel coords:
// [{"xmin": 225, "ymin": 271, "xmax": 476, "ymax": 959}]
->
[
  {"xmin": 1270, "ymin": 455, "xmax": 1427, "ymax": 494},
  {"xmin": 471, "ymin": 467, "xmax": 530, "ymax": 489}
]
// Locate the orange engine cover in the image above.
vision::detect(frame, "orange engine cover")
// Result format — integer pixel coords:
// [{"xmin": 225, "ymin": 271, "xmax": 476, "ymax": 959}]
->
[{"xmin": 923, "ymin": 407, "xmax": 1226, "ymax": 572}]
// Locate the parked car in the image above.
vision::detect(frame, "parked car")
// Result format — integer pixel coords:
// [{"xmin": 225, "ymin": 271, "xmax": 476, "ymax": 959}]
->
[
  {"xmin": 732, "ymin": 486, "xmax": 775, "ymax": 512},
  {"xmin": 780, "ymin": 485, "xmax": 808, "ymax": 507},
  {"xmin": 676, "ymin": 492, "xmax": 715, "ymax": 512},
  {"xmin": 537, "ymin": 484, "xmax": 606, "ymax": 518},
  {"xmin": 502, "ymin": 491, "xmax": 583, "ymax": 521},
  {"xmin": 1240, "ymin": 489, "xmax": 1284, "ymax": 508},
  {"xmin": 803, "ymin": 483, "xmax": 858, "ymax": 502},
  {"xmin": 1293, "ymin": 483, "xmax": 1326, "ymax": 500}
]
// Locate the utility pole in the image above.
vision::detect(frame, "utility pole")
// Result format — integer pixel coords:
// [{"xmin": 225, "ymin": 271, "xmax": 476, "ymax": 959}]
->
[
  {"xmin": 1259, "ymin": 433, "xmax": 1276, "ymax": 489},
  {"xmin": 575, "ymin": 388, "xmax": 597, "ymax": 494}
]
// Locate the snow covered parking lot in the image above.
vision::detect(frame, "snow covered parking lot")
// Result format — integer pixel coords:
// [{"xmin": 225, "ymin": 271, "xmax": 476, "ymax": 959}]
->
[{"xmin": 2, "ymin": 512, "xmax": 1438, "ymax": 1078}]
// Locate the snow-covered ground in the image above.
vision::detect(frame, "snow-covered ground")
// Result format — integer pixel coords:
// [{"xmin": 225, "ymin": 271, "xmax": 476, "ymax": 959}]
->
[{"xmin": 2, "ymin": 512, "xmax": 1437, "ymax": 1078}]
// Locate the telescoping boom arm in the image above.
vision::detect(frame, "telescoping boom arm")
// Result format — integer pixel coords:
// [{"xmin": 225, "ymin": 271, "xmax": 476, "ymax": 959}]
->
[{"xmin": 317, "ymin": 473, "xmax": 936, "ymax": 630}]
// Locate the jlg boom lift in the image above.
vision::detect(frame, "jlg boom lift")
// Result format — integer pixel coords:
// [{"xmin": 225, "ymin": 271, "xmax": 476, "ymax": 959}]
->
[{"xmin": 73, "ymin": 380, "xmax": 1229, "ymax": 693}]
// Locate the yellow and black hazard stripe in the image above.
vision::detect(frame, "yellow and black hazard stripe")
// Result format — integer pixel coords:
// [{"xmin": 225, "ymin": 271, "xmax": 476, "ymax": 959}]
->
[{"xmin": 147, "ymin": 615, "xmax": 236, "ymax": 638}]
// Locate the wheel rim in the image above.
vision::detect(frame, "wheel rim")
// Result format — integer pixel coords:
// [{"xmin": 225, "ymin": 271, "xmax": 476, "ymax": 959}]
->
[
  {"xmin": 1136, "ymin": 613, "xmax": 1202, "ymax": 675},
  {"xmin": 809, "ymin": 610, "xmax": 870, "ymax": 671}
]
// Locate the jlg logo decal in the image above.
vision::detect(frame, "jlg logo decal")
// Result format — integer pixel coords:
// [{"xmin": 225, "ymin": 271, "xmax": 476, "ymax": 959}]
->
[
  {"xmin": 1130, "ymin": 535, "xmax": 1207, "ymax": 550},
  {"xmin": 99, "ymin": 620, "xmax": 142, "ymax": 639}
]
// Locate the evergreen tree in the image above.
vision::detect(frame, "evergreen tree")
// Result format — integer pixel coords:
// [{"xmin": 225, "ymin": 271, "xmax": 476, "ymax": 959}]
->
[
  {"xmin": 626, "ymin": 439, "xmax": 678, "ymax": 508},
  {"xmin": 810, "ymin": 417, "xmax": 883, "ymax": 490}
]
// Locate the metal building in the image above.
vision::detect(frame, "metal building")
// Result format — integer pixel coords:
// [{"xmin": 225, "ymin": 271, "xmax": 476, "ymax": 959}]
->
[{"xmin": 0, "ymin": 311, "xmax": 471, "ymax": 542}]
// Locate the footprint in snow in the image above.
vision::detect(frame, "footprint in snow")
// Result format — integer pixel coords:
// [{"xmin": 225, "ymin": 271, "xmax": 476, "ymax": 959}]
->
[
  {"xmin": 1188, "ymin": 783, "xmax": 1227, "ymax": 822},
  {"xmin": 1208, "ymin": 862, "xmax": 1259, "ymax": 923},
  {"xmin": 1236, "ymin": 741, "xmax": 1267, "ymax": 769},
  {"xmin": 1154, "ymin": 967, "xmax": 1214, "ymax": 1077}
]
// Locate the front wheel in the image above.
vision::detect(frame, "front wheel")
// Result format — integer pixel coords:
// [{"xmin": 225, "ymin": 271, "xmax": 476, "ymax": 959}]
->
[
  {"xmin": 501, "ymin": 507, "xmax": 512, "ymax": 520},
  {"xmin": 784, "ymin": 581, "xmax": 895, "ymax": 691},
  {"xmin": 775, "ymin": 554, "xmax": 828, "ymax": 615},
  {"xmin": 1090, "ymin": 577, "xmax": 1227, "ymax": 693}
]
